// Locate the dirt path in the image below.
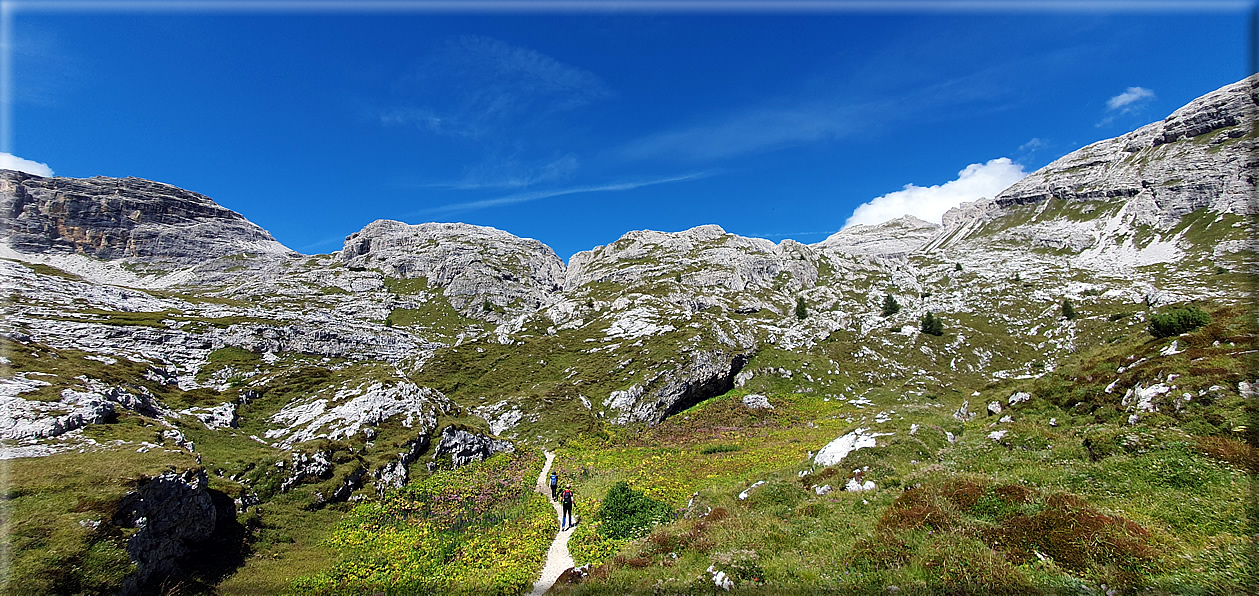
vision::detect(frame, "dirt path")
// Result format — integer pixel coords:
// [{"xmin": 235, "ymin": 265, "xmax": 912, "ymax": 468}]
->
[{"xmin": 530, "ymin": 451, "xmax": 576, "ymax": 596}]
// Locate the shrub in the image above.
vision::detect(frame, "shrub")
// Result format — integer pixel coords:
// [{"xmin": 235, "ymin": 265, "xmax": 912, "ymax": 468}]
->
[
  {"xmin": 597, "ymin": 481, "xmax": 672, "ymax": 540},
  {"xmin": 1148, "ymin": 306, "xmax": 1211, "ymax": 338},
  {"xmin": 1062, "ymin": 298, "xmax": 1076, "ymax": 320},
  {"xmin": 881, "ymin": 294, "xmax": 901, "ymax": 317},
  {"xmin": 700, "ymin": 444, "xmax": 741, "ymax": 454},
  {"xmin": 795, "ymin": 296, "xmax": 808, "ymax": 320},
  {"xmin": 920, "ymin": 311, "xmax": 944, "ymax": 336}
]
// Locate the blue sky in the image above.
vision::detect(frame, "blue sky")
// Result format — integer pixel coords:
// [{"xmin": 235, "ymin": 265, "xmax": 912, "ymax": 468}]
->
[{"xmin": 4, "ymin": 1, "xmax": 1254, "ymax": 260}]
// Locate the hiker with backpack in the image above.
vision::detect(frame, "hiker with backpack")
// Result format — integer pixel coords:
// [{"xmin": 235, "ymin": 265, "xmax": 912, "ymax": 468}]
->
[
  {"xmin": 560, "ymin": 484, "xmax": 575, "ymax": 530},
  {"xmin": 550, "ymin": 470, "xmax": 559, "ymax": 500}
]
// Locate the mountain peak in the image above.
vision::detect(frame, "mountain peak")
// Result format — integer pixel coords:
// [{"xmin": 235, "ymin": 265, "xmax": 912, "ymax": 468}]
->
[
  {"xmin": 0, "ymin": 169, "xmax": 293, "ymax": 264},
  {"xmin": 815, "ymin": 214, "xmax": 941, "ymax": 255}
]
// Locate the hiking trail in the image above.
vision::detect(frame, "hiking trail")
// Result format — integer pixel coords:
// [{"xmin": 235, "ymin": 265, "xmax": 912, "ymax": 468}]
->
[{"xmin": 530, "ymin": 451, "xmax": 576, "ymax": 596}]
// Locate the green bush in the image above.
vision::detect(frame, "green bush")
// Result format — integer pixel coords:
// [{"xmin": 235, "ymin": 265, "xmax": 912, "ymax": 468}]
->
[
  {"xmin": 596, "ymin": 481, "xmax": 672, "ymax": 540},
  {"xmin": 1148, "ymin": 306, "xmax": 1211, "ymax": 338},
  {"xmin": 701, "ymin": 444, "xmax": 741, "ymax": 454},
  {"xmin": 795, "ymin": 296, "xmax": 808, "ymax": 320},
  {"xmin": 1062, "ymin": 299, "xmax": 1076, "ymax": 320}
]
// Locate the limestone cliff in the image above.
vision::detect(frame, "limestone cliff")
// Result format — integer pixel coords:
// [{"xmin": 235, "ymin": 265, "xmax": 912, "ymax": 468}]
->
[
  {"xmin": 339, "ymin": 220, "xmax": 565, "ymax": 320},
  {"xmin": 941, "ymin": 74, "xmax": 1258, "ymax": 235},
  {"xmin": 1, "ymin": 170, "xmax": 293, "ymax": 263}
]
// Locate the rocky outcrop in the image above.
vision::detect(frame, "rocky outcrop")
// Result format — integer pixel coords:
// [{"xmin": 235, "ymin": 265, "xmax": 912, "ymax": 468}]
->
[
  {"xmin": 603, "ymin": 349, "xmax": 751, "ymax": 424},
  {"xmin": 816, "ymin": 215, "xmax": 941, "ymax": 256},
  {"xmin": 372, "ymin": 433, "xmax": 431, "ymax": 494},
  {"xmin": 1, "ymin": 380, "xmax": 174, "ymax": 444},
  {"xmin": 430, "ymin": 426, "xmax": 515, "ymax": 469},
  {"xmin": 339, "ymin": 220, "xmax": 565, "ymax": 320},
  {"xmin": 114, "ymin": 468, "xmax": 237, "ymax": 595},
  {"xmin": 278, "ymin": 450, "xmax": 335, "ymax": 492},
  {"xmin": 0, "ymin": 170, "xmax": 292, "ymax": 263},
  {"xmin": 566, "ymin": 225, "xmax": 818, "ymax": 294},
  {"xmin": 264, "ymin": 381, "xmax": 442, "ymax": 449}
]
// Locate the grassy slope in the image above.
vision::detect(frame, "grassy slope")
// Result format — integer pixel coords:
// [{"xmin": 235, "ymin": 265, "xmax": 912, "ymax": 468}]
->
[{"xmin": 545, "ymin": 303, "xmax": 1255, "ymax": 595}]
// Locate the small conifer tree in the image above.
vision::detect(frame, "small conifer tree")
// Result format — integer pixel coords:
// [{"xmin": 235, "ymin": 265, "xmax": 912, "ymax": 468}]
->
[
  {"xmin": 795, "ymin": 296, "xmax": 808, "ymax": 320},
  {"xmin": 881, "ymin": 294, "xmax": 901, "ymax": 317},
  {"xmin": 955, "ymin": 263, "xmax": 963, "ymax": 272},
  {"xmin": 920, "ymin": 311, "xmax": 944, "ymax": 336},
  {"xmin": 1062, "ymin": 298, "xmax": 1076, "ymax": 320}
]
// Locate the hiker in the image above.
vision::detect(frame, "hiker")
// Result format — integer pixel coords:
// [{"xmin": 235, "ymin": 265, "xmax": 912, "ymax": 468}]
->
[
  {"xmin": 560, "ymin": 484, "xmax": 575, "ymax": 530},
  {"xmin": 550, "ymin": 470, "xmax": 559, "ymax": 500}
]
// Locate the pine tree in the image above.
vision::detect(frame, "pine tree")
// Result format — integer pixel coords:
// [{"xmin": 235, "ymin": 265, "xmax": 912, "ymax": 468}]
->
[
  {"xmin": 1061, "ymin": 298, "xmax": 1076, "ymax": 320},
  {"xmin": 795, "ymin": 296, "xmax": 808, "ymax": 320},
  {"xmin": 881, "ymin": 294, "xmax": 901, "ymax": 317},
  {"xmin": 920, "ymin": 311, "xmax": 944, "ymax": 336}
]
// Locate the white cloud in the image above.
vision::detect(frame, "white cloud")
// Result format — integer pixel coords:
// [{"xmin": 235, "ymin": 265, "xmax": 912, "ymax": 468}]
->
[
  {"xmin": 1106, "ymin": 86, "xmax": 1155, "ymax": 112},
  {"xmin": 0, "ymin": 153, "xmax": 54, "ymax": 176},
  {"xmin": 845, "ymin": 158, "xmax": 1026, "ymax": 228},
  {"xmin": 1107, "ymin": 86, "xmax": 1155, "ymax": 111},
  {"xmin": 1097, "ymin": 86, "xmax": 1156, "ymax": 128}
]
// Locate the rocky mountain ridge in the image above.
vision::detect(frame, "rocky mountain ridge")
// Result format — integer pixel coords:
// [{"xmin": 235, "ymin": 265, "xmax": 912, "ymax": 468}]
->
[
  {"xmin": 1, "ymin": 75, "xmax": 1255, "ymax": 594},
  {"xmin": 0, "ymin": 170, "xmax": 293, "ymax": 264}
]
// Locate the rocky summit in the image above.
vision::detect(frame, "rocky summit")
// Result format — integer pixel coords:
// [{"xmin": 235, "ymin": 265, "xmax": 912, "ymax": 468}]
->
[{"xmin": 1, "ymin": 75, "xmax": 1255, "ymax": 594}]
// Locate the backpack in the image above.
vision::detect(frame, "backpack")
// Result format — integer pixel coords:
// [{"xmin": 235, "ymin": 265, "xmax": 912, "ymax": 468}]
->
[
  {"xmin": 561, "ymin": 489, "xmax": 573, "ymax": 506},
  {"xmin": 550, "ymin": 474, "xmax": 558, "ymax": 487}
]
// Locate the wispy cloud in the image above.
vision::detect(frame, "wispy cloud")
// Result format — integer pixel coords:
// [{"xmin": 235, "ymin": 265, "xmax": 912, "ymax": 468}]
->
[
  {"xmin": 616, "ymin": 66, "xmax": 1013, "ymax": 164},
  {"xmin": 1097, "ymin": 85, "xmax": 1155, "ymax": 127},
  {"xmin": 845, "ymin": 157, "xmax": 1027, "ymax": 227},
  {"xmin": 0, "ymin": 152, "xmax": 53, "ymax": 176},
  {"xmin": 381, "ymin": 35, "xmax": 611, "ymax": 139},
  {"xmin": 417, "ymin": 171, "xmax": 712, "ymax": 216},
  {"xmin": 428, "ymin": 153, "xmax": 580, "ymax": 191},
  {"xmin": 1017, "ymin": 137, "xmax": 1047, "ymax": 153},
  {"xmin": 618, "ymin": 102, "xmax": 860, "ymax": 163},
  {"xmin": 1106, "ymin": 86, "xmax": 1155, "ymax": 112}
]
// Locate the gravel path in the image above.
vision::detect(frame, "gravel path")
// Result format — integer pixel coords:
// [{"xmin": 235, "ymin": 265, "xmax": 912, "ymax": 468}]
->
[{"xmin": 530, "ymin": 451, "xmax": 576, "ymax": 596}]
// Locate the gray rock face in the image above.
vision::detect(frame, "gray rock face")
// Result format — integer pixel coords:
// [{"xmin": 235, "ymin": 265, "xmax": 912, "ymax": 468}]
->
[
  {"xmin": 603, "ymin": 349, "xmax": 750, "ymax": 424},
  {"xmin": 567, "ymin": 225, "xmax": 818, "ymax": 294},
  {"xmin": 114, "ymin": 468, "xmax": 223, "ymax": 596},
  {"xmin": 373, "ymin": 433, "xmax": 431, "ymax": 494},
  {"xmin": 339, "ymin": 220, "xmax": 565, "ymax": 320},
  {"xmin": 264, "ymin": 381, "xmax": 442, "ymax": 449},
  {"xmin": 430, "ymin": 426, "xmax": 515, "ymax": 469},
  {"xmin": 940, "ymin": 74, "xmax": 1258, "ymax": 234},
  {"xmin": 1, "ymin": 170, "xmax": 293, "ymax": 263},
  {"xmin": 279, "ymin": 450, "xmax": 335, "ymax": 492},
  {"xmin": 1, "ymin": 379, "xmax": 173, "ymax": 447},
  {"xmin": 816, "ymin": 215, "xmax": 941, "ymax": 256}
]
